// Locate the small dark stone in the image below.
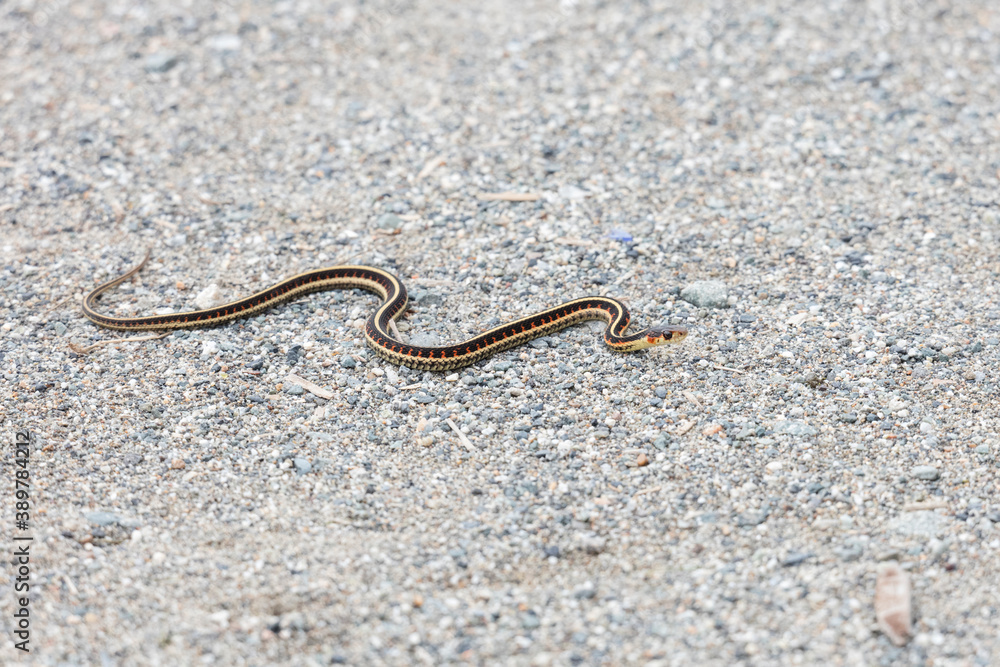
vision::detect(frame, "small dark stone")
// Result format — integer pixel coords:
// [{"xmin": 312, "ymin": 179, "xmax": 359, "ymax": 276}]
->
[
  {"xmin": 803, "ymin": 372, "xmax": 823, "ymax": 388},
  {"xmin": 85, "ymin": 511, "xmax": 121, "ymax": 526},
  {"xmin": 521, "ymin": 611, "xmax": 541, "ymax": 629},
  {"xmin": 736, "ymin": 508, "xmax": 769, "ymax": 527},
  {"xmin": 123, "ymin": 453, "xmax": 144, "ymax": 466},
  {"xmin": 782, "ymin": 551, "xmax": 814, "ymax": 567},
  {"xmin": 145, "ymin": 52, "xmax": 179, "ymax": 73},
  {"xmin": 410, "ymin": 289, "xmax": 445, "ymax": 306}
]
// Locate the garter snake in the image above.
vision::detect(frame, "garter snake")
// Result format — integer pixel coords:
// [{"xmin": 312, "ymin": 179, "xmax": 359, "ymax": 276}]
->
[{"xmin": 82, "ymin": 251, "xmax": 688, "ymax": 371}]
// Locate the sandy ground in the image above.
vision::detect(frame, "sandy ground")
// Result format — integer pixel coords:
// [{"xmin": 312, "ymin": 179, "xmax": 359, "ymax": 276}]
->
[{"xmin": 2, "ymin": 1, "xmax": 999, "ymax": 664}]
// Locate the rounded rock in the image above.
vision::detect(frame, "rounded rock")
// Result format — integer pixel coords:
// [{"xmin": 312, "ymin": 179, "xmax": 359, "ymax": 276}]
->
[{"xmin": 680, "ymin": 280, "xmax": 729, "ymax": 308}]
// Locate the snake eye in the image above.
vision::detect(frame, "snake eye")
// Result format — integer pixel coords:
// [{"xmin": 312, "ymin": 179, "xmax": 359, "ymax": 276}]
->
[{"xmin": 646, "ymin": 325, "xmax": 688, "ymax": 345}]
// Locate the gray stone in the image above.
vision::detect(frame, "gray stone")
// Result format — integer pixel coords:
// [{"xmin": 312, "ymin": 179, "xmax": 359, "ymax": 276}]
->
[
  {"xmin": 834, "ymin": 542, "xmax": 864, "ymax": 561},
  {"xmin": 339, "ymin": 356, "xmax": 357, "ymax": 369},
  {"xmin": 123, "ymin": 453, "xmax": 144, "ymax": 466},
  {"xmin": 781, "ymin": 551, "xmax": 814, "ymax": 567},
  {"xmin": 580, "ymin": 535, "xmax": 607, "ymax": 554},
  {"xmin": 912, "ymin": 465, "xmax": 940, "ymax": 481},
  {"xmin": 680, "ymin": 280, "xmax": 728, "ymax": 308},
  {"xmin": 521, "ymin": 611, "xmax": 541, "ymax": 629},
  {"xmin": 888, "ymin": 510, "xmax": 947, "ymax": 537},
  {"xmin": 293, "ymin": 457, "xmax": 312, "ymax": 474},
  {"xmin": 736, "ymin": 508, "xmax": 769, "ymax": 527},
  {"xmin": 376, "ymin": 213, "xmax": 402, "ymax": 229},
  {"xmin": 145, "ymin": 52, "xmax": 179, "ymax": 73},
  {"xmin": 927, "ymin": 538, "xmax": 951, "ymax": 562},
  {"xmin": 85, "ymin": 511, "xmax": 121, "ymax": 526},
  {"xmin": 410, "ymin": 289, "xmax": 445, "ymax": 306},
  {"xmin": 773, "ymin": 420, "xmax": 818, "ymax": 436}
]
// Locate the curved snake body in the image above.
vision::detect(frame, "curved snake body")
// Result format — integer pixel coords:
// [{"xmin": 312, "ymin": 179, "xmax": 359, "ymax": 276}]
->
[{"xmin": 83, "ymin": 252, "xmax": 687, "ymax": 371}]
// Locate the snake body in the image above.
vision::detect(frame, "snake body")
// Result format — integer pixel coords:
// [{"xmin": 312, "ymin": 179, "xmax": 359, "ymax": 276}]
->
[{"xmin": 82, "ymin": 252, "xmax": 687, "ymax": 371}]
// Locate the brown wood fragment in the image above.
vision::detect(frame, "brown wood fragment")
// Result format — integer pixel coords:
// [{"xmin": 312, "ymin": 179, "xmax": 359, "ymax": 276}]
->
[
  {"xmin": 416, "ymin": 155, "xmax": 446, "ymax": 180},
  {"xmin": 875, "ymin": 562, "xmax": 912, "ymax": 646},
  {"xmin": 284, "ymin": 374, "xmax": 335, "ymax": 400}
]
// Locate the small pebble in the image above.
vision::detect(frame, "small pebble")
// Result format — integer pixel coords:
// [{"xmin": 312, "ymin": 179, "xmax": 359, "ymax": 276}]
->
[
  {"xmin": 84, "ymin": 512, "xmax": 121, "ymax": 526},
  {"xmin": 145, "ymin": 52, "xmax": 179, "ymax": 73},
  {"xmin": 680, "ymin": 280, "xmax": 728, "ymax": 308}
]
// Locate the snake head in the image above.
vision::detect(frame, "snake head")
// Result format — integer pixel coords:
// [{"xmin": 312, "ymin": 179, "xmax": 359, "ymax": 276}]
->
[{"xmin": 644, "ymin": 325, "xmax": 688, "ymax": 347}]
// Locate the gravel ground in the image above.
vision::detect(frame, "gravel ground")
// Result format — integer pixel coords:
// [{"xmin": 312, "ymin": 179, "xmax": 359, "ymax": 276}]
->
[{"xmin": 2, "ymin": 0, "xmax": 1000, "ymax": 664}]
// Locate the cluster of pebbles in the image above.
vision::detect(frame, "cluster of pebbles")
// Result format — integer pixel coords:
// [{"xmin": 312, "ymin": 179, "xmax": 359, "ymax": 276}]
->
[{"xmin": 2, "ymin": 0, "xmax": 999, "ymax": 664}]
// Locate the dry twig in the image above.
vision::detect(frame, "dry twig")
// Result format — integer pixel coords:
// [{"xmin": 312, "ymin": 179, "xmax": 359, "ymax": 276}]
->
[
  {"xmin": 477, "ymin": 191, "xmax": 541, "ymax": 202},
  {"xmin": 69, "ymin": 332, "xmax": 170, "ymax": 355},
  {"xmin": 446, "ymin": 418, "xmax": 474, "ymax": 450},
  {"xmin": 284, "ymin": 374, "xmax": 335, "ymax": 400}
]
